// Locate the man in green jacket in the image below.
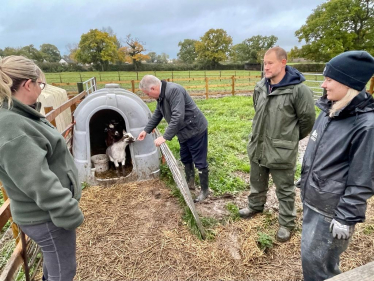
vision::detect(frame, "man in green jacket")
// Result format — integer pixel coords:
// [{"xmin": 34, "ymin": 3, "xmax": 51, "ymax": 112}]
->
[{"xmin": 239, "ymin": 47, "xmax": 315, "ymax": 242}]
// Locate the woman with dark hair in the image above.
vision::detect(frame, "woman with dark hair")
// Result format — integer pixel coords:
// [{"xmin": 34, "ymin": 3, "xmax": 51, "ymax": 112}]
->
[
  {"xmin": 0, "ymin": 56, "xmax": 84, "ymax": 281},
  {"xmin": 300, "ymin": 50, "xmax": 374, "ymax": 281}
]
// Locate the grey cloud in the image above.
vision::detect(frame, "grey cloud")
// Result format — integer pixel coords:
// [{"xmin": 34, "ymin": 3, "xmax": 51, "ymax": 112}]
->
[{"xmin": 0, "ymin": 0, "xmax": 325, "ymax": 58}]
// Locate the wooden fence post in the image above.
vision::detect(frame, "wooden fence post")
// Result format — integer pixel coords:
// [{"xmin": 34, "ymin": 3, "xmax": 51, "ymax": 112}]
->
[
  {"xmin": 369, "ymin": 76, "xmax": 374, "ymax": 95},
  {"xmin": 131, "ymin": 80, "xmax": 135, "ymax": 93},
  {"xmin": 44, "ymin": 107, "xmax": 57, "ymax": 127},
  {"xmin": 231, "ymin": 76, "xmax": 235, "ymax": 96},
  {"xmin": 1, "ymin": 186, "xmax": 20, "ymax": 244},
  {"xmin": 172, "ymin": 71, "xmax": 174, "ymax": 81},
  {"xmin": 59, "ymin": 73, "xmax": 62, "ymax": 83},
  {"xmin": 205, "ymin": 77, "xmax": 209, "ymax": 100},
  {"xmin": 118, "ymin": 71, "xmax": 121, "ymax": 81},
  {"xmin": 136, "ymin": 71, "xmax": 139, "ymax": 81},
  {"xmin": 99, "ymin": 73, "xmax": 102, "ymax": 81},
  {"xmin": 77, "ymin": 82, "xmax": 84, "ymax": 94}
]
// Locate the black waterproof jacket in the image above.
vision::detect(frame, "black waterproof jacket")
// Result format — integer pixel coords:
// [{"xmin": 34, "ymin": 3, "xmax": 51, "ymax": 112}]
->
[
  {"xmin": 300, "ymin": 90, "xmax": 374, "ymax": 225},
  {"xmin": 144, "ymin": 81, "xmax": 208, "ymax": 143}
]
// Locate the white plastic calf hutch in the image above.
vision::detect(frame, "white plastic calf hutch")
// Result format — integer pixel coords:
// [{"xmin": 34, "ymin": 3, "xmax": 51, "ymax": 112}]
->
[{"xmin": 73, "ymin": 84, "xmax": 160, "ymax": 185}]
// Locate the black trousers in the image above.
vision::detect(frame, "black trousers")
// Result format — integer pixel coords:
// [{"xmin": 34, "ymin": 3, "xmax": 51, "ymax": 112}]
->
[
  {"xmin": 179, "ymin": 129, "xmax": 208, "ymax": 170},
  {"xmin": 301, "ymin": 204, "xmax": 350, "ymax": 281}
]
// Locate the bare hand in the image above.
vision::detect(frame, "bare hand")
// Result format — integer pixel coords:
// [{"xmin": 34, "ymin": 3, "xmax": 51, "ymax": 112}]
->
[
  {"xmin": 154, "ymin": 136, "xmax": 166, "ymax": 147},
  {"xmin": 137, "ymin": 130, "xmax": 147, "ymax": 141}
]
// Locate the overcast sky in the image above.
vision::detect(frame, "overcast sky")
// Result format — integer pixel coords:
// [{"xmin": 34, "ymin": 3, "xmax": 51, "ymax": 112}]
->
[{"xmin": 0, "ymin": 0, "xmax": 326, "ymax": 58}]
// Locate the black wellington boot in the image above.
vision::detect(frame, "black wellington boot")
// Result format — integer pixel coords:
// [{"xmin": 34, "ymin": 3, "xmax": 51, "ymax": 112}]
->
[
  {"xmin": 194, "ymin": 168, "xmax": 209, "ymax": 203},
  {"xmin": 184, "ymin": 162, "xmax": 195, "ymax": 190}
]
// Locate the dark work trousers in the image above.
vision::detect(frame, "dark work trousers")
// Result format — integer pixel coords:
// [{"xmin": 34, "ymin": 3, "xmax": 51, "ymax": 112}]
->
[
  {"xmin": 19, "ymin": 221, "xmax": 77, "ymax": 281},
  {"xmin": 301, "ymin": 204, "xmax": 350, "ymax": 281},
  {"xmin": 179, "ymin": 129, "xmax": 208, "ymax": 170},
  {"xmin": 248, "ymin": 161, "xmax": 296, "ymax": 229}
]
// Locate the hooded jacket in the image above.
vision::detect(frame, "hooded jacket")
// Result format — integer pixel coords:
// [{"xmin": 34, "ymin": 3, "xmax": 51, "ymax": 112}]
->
[
  {"xmin": 144, "ymin": 81, "xmax": 208, "ymax": 143},
  {"xmin": 300, "ymin": 90, "xmax": 374, "ymax": 225},
  {"xmin": 0, "ymin": 98, "xmax": 84, "ymax": 230},
  {"xmin": 247, "ymin": 66, "xmax": 315, "ymax": 169}
]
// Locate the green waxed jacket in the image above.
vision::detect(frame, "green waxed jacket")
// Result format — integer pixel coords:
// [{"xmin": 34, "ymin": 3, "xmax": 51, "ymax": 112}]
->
[
  {"xmin": 247, "ymin": 76, "xmax": 315, "ymax": 169},
  {"xmin": 0, "ymin": 98, "xmax": 83, "ymax": 230}
]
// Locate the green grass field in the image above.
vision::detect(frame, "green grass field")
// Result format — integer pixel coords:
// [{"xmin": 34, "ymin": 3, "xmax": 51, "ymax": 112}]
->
[{"xmin": 44, "ymin": 70, "xmax": 329, "ymax": 98}]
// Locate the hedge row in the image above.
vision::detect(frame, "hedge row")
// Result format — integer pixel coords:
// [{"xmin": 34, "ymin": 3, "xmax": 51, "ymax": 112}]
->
[
  {"xmin": 292, "ymin": 63, "xmax": 325, "ymax": 73},
  {"xmin": 36, "ymin": 61, "xmax": 325, "ymax": 73}
]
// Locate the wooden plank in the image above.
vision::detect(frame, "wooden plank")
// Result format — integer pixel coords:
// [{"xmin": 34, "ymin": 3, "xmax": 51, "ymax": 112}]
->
[
  {"xmin": 96, "ymin": 80, "xmax": 133, "ymax": 84},
  {"xmin": 208, "ymin": 83, "xmax": 232, "ymax": 87},
  {"xmin": 235, "ymin": 83, "xmax": 257, "ymax": 87},
  {"xmin": 184, "ymin": 85, "xmax": 206, "ymax": 89},
  {"xmin": 0, "ymin": 241, "xmax": 24, "ymax": 281},
  {"xmin": 45, "ymin": 91, "xmax": 87, "ymax": 123},
  {"xmin": 172, "ymin": 77, "xmax": 206, "ymax": 82},
  {"xmin": 326, "ymin": 261, "xmax": 374, "ymax": 281},
  {"xmin": 51, "ymin": 82, "xmax": 77, "ymax": 86},
  {"xmin": 0, "ymin": 198, "xmax": 11, "ymax": 230}
]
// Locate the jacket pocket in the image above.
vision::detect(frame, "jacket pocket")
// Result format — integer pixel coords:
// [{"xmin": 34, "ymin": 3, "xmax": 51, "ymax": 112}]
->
[
  {"xmin": 266, "ymin": 137, "xmax": 298, "ymax": 166},
  {"xmin": 306, "ymin": 173, "xmax": 346, "ymax": 214},
  {"xmin": 67, "ymin": 170, "xmax": 79, "ymax": 199}
]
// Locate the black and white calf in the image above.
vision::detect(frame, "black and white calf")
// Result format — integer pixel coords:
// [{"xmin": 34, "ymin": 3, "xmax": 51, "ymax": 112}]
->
[{"xmin": 106, "ymin": 131, "xmax": 136, "ymax": 176}]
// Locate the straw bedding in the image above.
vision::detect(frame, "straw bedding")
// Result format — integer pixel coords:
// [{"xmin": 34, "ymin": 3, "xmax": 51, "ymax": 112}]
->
[{"xmin": 75, "ymin": 179, "xmax": 374, "ymax": 280}]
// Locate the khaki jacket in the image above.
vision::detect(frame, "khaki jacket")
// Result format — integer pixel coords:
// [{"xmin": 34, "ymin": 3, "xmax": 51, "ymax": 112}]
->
[{"xmin": 247, "ymin": 78, "xmax": 315, "ymax": 169}]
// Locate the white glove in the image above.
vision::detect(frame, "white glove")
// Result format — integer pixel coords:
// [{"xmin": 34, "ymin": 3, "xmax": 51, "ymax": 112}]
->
[{"xmin": 329, "ymin": 219, "xmax": 355, "ymax": 240}]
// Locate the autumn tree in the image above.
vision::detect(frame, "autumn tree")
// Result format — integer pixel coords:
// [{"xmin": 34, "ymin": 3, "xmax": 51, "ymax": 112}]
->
[
  {"xmin": 295, "ymin": 0, "xmax": 374, "ymax": 61},
  {"xmin": 2, "ymin": 47, "xmax": 21, "ymax": 57},
  {"xmin": 195, "ymin": 29, "xmax": 233, "ymax": 69},
  {"xmin": 231, "ymin": 35, "xmax": 278, "ymax": 63},
  {"xmin": 19, "ymin": 45, "xmax": 43, "ymax": 62},
  {"xmin": 177, "ymin": 39, "xmax": 198, "ymax": 64},
  {"xmin": 146, "ymin": 52, "xmax": 157, "ymax": 63},
  {"xmin": 118, "ymin": 35, "xmax": 150, "ymax": 70},
  {"xmin": 40, "ymin": 44, "xmax": 61, "ymax": 62},
  {"xmin": 74, "ymin": 29, "xmax": 119, "ymax": 71},
  {"xmin": 156, "ymin": 53, "xmax": 169, "ymax": 64}
]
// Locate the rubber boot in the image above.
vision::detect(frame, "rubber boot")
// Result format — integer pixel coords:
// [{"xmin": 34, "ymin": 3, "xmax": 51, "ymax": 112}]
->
[
  {"xmin": 184, "ymin": 162, "xmax": 195, "ymax": 190},
  {"xmin": 194, "ymin": 168, "xmax": 209, "ymax": 203}
]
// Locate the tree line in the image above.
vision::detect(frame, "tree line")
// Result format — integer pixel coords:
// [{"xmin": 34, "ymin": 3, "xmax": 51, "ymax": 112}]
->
[{"xmin": 1, "ymin": 0, "xmax": 373, "ymax": 71}]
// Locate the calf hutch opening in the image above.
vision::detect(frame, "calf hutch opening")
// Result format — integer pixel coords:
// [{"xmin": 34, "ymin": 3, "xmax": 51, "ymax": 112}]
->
[{"xmin": 73, "ymin": 84, "xmax": 160, "ymax": 185}]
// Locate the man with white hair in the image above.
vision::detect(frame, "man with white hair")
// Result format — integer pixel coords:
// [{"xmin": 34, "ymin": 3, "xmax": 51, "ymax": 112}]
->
[{"xmin": 137, "ymin": 75, "xmax": 209, "ymax": 202}]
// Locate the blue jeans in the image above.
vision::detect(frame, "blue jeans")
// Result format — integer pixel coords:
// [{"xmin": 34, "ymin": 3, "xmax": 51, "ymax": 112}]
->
[
  {"xmin": 301, "ymin": 204, "xmax": 350, "ymax": 281},
  {"xmin": 179, "ymin": 129, "xmax": 208, "ymax": 170},
  {"xmin": 19, "ymin": 222, "xmax": 76, "ymax": 281}
]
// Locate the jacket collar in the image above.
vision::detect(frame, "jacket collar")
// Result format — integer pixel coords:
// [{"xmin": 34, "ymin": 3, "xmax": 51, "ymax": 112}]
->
[
  {"xmin": 317, "ymin": 90, "xmax": 374, "ymax": 117},
  {"xmin": 1, "ymin": 98, "xmax": 45, "ymax": 119},
  {"xmin": 158, "ymin": 80, "xmax": 167, "ymax": 102}
]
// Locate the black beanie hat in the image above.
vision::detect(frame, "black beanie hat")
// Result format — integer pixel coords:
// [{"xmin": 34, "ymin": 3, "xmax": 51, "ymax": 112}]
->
[{"xmin": 323, "ymin": 51, "xmax": 374, "ymax": 91}]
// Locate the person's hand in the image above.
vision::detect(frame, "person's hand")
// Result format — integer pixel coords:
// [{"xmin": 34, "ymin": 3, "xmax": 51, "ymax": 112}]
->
[
  {"xmin": 137, "ymin": 131, "xmax": 147, "ymax": 141},
  {"xmin": 329, "ymin": 219, "xmax": 355, "ymax": 240},
  {"xmin": 154, "ymin": 136, "xmax": 166, "ymax": 147}
]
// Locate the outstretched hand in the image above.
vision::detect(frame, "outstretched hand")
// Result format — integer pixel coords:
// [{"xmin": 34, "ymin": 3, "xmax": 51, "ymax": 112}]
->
[{"xmin": 137, "ymin": 131, "xmax": 147, "ymax": 141}]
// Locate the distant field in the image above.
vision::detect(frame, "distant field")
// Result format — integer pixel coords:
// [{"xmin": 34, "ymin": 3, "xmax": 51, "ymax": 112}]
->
[
  {"xmin": 45, "ymin": 70, "xmax": 259, "ymax": 83},
  {"xmin": 42, "ymin": 70, "xmax": 374, "ymax": 99},
  {"xmin": 45, "ymin": 70, "xmax": 264, "ymax": 95}
]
